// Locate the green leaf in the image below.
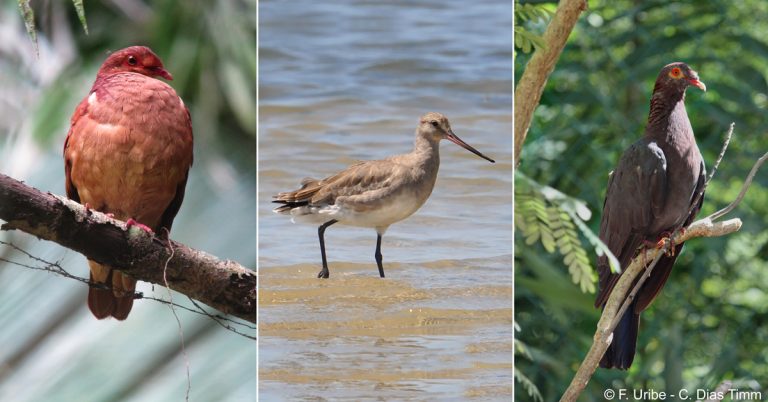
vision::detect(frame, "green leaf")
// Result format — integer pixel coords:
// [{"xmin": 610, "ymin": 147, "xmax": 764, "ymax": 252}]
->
[
  {"xmin": 515, "ymin": 369, "xmax": 544, "ymax": 402},
  {"xmin": 17, "ymin": 0, "xmax": 38, "ymax": 56},
  {"xmin": 72, "ymin": 0, "xmax": 89, "ymax": 34}
]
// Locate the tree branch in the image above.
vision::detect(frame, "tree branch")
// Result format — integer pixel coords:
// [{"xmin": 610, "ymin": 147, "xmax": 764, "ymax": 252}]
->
[
  {"xmin": 0, "ymin": 173, "xmax": 256, "ymax": 324},
  {"xmin": 708, "ymin": 150, "xmax": 768, "ymax": 221},
  {"xmin": 559, "ymin": 218, "xmax": 742, "ymax": 402},
  {"xmin": 514, "ymin": 0, "xmax": 588, "ymax": 167}
]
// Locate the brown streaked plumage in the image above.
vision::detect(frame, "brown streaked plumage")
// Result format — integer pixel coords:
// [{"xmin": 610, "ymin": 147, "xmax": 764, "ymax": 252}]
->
[
  {"xmin": 64, "ymin": 46, "xmax": 193, "ymax": 320},
  {"xmin": 273, "ymin": 112, "xmax": 495, "ymax": 278},
  {"xmin": 595, "ymin": 62, "xmax": 706, "ymax": 369}
]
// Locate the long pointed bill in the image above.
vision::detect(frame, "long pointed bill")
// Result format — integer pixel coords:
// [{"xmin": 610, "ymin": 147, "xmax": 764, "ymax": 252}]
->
[{"xmin": 445, "ymin": 131, "xmax": 495, "ymax": 163}]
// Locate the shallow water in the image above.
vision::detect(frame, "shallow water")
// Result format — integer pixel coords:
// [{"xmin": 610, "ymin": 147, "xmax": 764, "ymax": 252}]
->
[{"xmin": 258, "ymin": 1, "xmax": 512, "ymax": 400}]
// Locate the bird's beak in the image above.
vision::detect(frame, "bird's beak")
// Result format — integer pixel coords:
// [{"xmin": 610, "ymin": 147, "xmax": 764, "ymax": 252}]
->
[
  {"xmin": 445, "ymin": 131, "xmax": 495, "ymax": 163},
  {"xmin": 156, "ymin": 67, "xmax": 173, "ymax": 81},
  {"xmin": 688, "ymin": 78, "xmax": 706, "ymax": 91}
]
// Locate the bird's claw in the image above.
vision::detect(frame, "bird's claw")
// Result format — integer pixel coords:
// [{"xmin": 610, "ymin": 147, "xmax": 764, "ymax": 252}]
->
[
  {"xmin": 660, "ymin": 230, "xmax": 679, "ymax": 256},
  {"xmin": 317, "ymin": 269, "xmax": 329, "ymax": 279},
  {"xmin": 643, "ymin": 231, "xmax": 677, "ymax": 256},
  {"xmin": 126, "ymin": 219, "xmax": 153, "ymax": 233}
]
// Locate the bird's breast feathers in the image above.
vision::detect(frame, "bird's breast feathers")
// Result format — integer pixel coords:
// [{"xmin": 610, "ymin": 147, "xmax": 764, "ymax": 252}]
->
[
  {"xmin": 65, "ymin": 73, "xmax": 192, "ymax": 223},
  {"xmin": 291, "ymin": 189, "xmax": 426, "ymax": 228}
]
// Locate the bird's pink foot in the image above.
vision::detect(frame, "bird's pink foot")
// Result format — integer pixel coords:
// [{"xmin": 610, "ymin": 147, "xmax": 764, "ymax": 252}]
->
[
  {"xmin": 643, "ymin": 238, "xmax": 667, "ymax": 249},
  {"xmin": 644, "ymin": 231, "xmax": 677, "ymax": 256},
  {"xmin": 83, "ymin": 202, "xmax": 92, "ymax": 216},
  {"xmin": 105, "ymin": 212, "xmax": 115, "ymax": 218},
  {"xmin": 125, "ymin": 219, "xmax": 153, "ymax": 233}
]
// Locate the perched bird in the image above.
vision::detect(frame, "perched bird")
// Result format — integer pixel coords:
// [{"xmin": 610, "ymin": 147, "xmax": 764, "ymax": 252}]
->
[
  {"xmin": 63, "ymin": 46, "xmax": 194, "ymax": 320},
  {"xmin": 595, "ymin": 62, "xmax": 706, "ymax": 369},
  {"xmin": 273, "ymin": 112, "xmax": 495, "ymax": 278}
]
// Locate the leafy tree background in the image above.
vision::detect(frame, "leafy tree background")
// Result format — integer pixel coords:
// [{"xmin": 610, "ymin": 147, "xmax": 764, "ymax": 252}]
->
[
  {"xmin": 0, "ymin": 1, "xmax": 255, "ymax": 401},
  {"xmin": 516, "ymin": 0, "xmax": 768, "ymax": 400}
]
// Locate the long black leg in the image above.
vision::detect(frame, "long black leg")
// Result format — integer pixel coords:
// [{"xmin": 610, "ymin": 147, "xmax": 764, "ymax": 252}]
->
[
  {"xmin": 317, "ymin": 219, "xmax": 338, "ymax": 278},
  {"xmin": 375, "ymin": 233, "xmax": 385, "ymax": 278}
]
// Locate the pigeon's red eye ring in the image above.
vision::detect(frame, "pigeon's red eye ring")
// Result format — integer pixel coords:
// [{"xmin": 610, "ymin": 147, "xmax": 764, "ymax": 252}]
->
[{"xmin": 669, "ymin": 67, "xmax": 683, "ymax": 79}]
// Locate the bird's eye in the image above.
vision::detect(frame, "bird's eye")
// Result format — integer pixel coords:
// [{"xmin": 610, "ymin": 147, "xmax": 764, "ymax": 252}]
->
[
  {"xmin": 127, "ymin": 56, "xmax": 138, "ymax": 66},
  {"xmin": 669, "ymin": 67, "xmax": 683, "ymax": 79},
  {"xmin": 430, "ymin": 121, "xmax": 439, "ymax": 128}
]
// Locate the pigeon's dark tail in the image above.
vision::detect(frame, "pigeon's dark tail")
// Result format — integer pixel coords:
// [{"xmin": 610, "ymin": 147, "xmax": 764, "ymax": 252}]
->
[{"xmin": 600, "ymin": 302, "xmax": 639, "ymax": 370}]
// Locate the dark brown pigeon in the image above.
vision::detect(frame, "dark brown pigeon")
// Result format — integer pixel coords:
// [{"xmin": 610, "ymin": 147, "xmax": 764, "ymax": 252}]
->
[{"xmin": 595, "ymin": 62, "xmax": 706, "ymax": 369}]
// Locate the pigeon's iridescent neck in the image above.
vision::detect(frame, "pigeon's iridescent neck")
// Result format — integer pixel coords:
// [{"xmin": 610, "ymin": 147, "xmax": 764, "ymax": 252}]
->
[{"xmin": 645, "ymin": 88, "xmax": 687, "ymax": 139}]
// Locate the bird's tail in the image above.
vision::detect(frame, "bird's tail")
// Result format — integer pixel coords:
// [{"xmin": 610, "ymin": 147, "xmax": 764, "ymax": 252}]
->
[
  {"xmin": 87, "ymin": 261, "xmax": 136, "ymax": 320},
  {"xmin": 600, "ymin": 302, "xmax": 640, "ymax": 369},
  {"xmin": 273, "ymin": 177, "xmax": 322, "ymax": 214}
]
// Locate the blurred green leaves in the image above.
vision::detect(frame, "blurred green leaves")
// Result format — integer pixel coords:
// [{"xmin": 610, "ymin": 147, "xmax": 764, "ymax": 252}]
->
[
  {"xmin": 514, "ymin": 1, "xmax": 553, "ymax": 54},
  {"xmin": 515, "ymin": 172, "xmax": 600, "ymax": 293}
]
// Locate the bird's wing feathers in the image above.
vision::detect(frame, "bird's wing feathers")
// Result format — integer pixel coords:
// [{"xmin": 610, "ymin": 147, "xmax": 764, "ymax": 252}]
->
[
  {"xmin": 156, "ymin": 107, "xmax": 194, "ymax": 236},
  {"xmin": 633, "ymin": 159, "xmax": 705, "ymax": 312},
  {"xmin": 63, "ymin": 96, "xmax": 92, "ymax": 203},
  {"xmin": 595, "ymin": 141, "xmax": 668, "ymax": 308},
  {"xmin": 274, "ymin": 159, "xmax": 404, "ymax": 208}
]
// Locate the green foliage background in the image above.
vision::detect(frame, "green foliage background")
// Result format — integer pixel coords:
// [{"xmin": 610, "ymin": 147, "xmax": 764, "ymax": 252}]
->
[
  {"xmin": 516, "ymin": 0, "xmax": 768, "ymax": 400},
  {"xmin": 0, "ymin": 1, "xmax": 255, "ymax": 401}
]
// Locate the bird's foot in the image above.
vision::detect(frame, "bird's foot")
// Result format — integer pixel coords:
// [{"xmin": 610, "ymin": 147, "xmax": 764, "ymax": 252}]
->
[
  {"xmin": 659, "ymin": 230, "xmax": 680, "ymax": 256},
  {"xmin": 643, "ymin": 231, "xmax": 677, "ymax": 256},
  {"xmin": 81, "ymin": 202, "xmax": 95, "ymax": 217},
  {"xmin": 126, "ymin": 219, "xmax": 153, "ymax": 233},
  {"xmin": 317, "ymin": 268, "xmax": 329, "ymax": 279},
  {"xmin": 643, "ymin": 238, "xmax": 667, "ymax": 249}
]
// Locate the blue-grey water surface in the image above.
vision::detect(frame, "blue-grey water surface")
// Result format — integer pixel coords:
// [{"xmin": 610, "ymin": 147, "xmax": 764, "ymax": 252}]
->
[{"xmin": 259, "ymin": 1, "xmax": 512, "ymax": 400}]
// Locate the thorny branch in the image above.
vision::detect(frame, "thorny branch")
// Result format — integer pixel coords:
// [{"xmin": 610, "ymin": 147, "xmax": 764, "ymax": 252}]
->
[{"xmin": 560, "ymin": 125, "xmax": 765, "ymax": 402}]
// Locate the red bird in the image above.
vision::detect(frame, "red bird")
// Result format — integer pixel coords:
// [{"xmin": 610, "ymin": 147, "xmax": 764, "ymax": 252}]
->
[{"xmin": 63, "ymin": 46, "xmax": 193, "ymax": 320}]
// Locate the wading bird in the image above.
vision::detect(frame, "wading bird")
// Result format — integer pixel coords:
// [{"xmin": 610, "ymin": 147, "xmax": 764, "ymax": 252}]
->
[{"xmin": 274, "ymin": 112, "xmax": 495, "ymax": 278}]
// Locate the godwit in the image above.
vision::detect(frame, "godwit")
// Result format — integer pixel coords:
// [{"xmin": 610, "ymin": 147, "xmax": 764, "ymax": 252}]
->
[{"xmin": 273, "ymin": 112, "xmax": 495, "ymax": 278}]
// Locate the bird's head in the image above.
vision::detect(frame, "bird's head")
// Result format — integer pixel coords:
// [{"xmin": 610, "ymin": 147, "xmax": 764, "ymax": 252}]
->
[
  {"xmin": 98, "ymin": 46, "xmax": 173, "ymax": 81},
  {"xmin": 654, "ymin": 62, "xmax": 706, "ymax": 94},
  {"xmin": 418, "ymin": 112, "xmax": 495, "ymax": 163}
]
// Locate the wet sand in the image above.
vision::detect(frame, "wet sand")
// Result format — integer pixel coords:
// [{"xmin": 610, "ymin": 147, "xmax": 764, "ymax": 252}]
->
[{"xmin": 259, "ymin": 258, "xmax": 513, "ymax": 400}]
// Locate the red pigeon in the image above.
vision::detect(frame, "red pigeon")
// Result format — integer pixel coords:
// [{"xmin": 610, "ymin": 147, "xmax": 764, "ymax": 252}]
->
[{"xmin": 63, "ymin": 46, "xmax": 194, "ymax": 320}]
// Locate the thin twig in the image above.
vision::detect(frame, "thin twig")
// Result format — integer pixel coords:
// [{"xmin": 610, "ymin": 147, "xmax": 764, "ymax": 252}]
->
[
  {"xmin": 186, "ymin": 296, "xmax": 257, "ymax": 340},
  {"xmin": 162, "ymin": 234, "xmax": 191, "ymax": 402},
  {"xmin": 708, "ymin": 149, "xmax": 768, "ymax": 220},
  {"xmin": 0, "ymin": 240, "xmax": 256, "ymax": 339}
]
